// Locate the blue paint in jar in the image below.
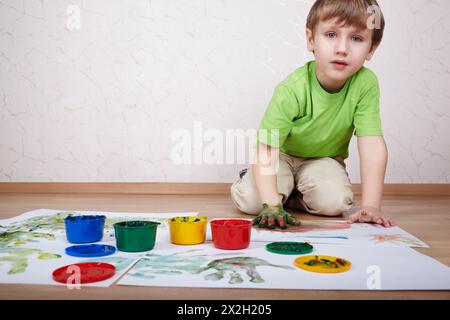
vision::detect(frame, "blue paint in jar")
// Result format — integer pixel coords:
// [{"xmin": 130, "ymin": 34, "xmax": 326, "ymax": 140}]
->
[{"xmin": 64, "ymin": 215, "xmax": 106, "ymax": 244}]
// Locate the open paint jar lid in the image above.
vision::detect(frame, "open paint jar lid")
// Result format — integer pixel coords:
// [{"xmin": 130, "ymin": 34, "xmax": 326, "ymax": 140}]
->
[
  {"xmin": 52, "ymin": 262, "xmax": 116, "ymax": 284},
  {"xmin": 266, "ymin": 242, "xmax": 313, "ymax": 255},
  {"xmin": 294, "ymin": 255, "xmax": 351, "ymax": 273},
  {"xmin": 65, "ymin": 244, "xmax": 116, "ymax": 258}
]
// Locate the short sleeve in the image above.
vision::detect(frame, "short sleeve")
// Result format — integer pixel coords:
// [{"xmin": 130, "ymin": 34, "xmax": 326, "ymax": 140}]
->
[
  {"xmin": 257, "ymin": 85, "xmax": 299, "ymax": 147},
  {"xmin": 353, "ymin": 76, "xmax": 383, "ymax": 137}
]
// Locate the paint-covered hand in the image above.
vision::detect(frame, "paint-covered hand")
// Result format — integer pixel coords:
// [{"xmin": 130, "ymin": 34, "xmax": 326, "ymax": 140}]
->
[
  {"xmin": 252, "ymin": 203, "xmax": 301, "ymax": 229},
  {"xmin": 347, "ymin": 206, "xmax": 395, "ymax": 228}
]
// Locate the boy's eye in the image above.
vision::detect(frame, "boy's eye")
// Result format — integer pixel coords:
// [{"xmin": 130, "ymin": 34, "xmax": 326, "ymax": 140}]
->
[
  {"xmin": 352, "ymin": 36, "xmax": 363, "ymax": 42},
  {"xmin": 326, "ymin": 32, "xmax": 337, "ymax": 39}
]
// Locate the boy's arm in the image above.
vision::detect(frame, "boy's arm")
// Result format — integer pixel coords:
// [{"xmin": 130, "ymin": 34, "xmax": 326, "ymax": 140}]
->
[
  {"xmin": 252, "ymin": 142, "xmax": 300, "ymax": 229},
  {"xmin": 252, "ymin": 143, "xmax": 282, "ymax": 206},
  {"xmin": 359, "ymin": 135, "xmax": 386, "ymax": 209},
  {"xmin": 347, "ymin": 136, "xmax": 394, "ymax": 227}
]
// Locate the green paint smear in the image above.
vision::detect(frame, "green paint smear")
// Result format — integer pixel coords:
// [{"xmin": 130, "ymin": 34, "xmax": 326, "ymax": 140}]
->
[
  {"xmin": 0, "ymin": 248, "xmax": 61, "ymax": 275},
  {"xmin": 38, "ymin": 252, "xmax": 62, "ymax": 260},
  {"xmin": 0, "ymin": 231, "xmax": 55, "ymax": 247},
  {"xmin": 195, "ymin": 257, "xmax": 293, "ymax": 284},
  {"xmin": 0, "ymin": 212, "xmax": 71, "ymax": 233},
  {"xmin": 128, "ymin": 252, "xmax": 293, "ymax": 284}
]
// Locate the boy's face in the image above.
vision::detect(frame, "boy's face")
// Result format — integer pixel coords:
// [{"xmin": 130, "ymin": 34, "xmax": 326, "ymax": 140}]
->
[{"xmin": 306, "ymin": 17, "xmax": 378, "ymax": 91}]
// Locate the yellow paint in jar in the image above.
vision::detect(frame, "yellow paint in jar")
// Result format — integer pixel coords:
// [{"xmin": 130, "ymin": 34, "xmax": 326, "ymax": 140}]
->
[{"xmin": 168, "ymin": 216, "xmax": 208, "ymax": 245}]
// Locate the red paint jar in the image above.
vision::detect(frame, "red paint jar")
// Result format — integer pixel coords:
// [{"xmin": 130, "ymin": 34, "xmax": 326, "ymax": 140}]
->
[{"xmin": 210, "ymin": 219, "xmax": 252, "ymax": 250}]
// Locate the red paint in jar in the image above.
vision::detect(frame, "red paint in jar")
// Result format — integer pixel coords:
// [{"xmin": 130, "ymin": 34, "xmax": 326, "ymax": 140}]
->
[{"xmin": 210, "ymin": 219, "xmax": 252, "ymax": 250}]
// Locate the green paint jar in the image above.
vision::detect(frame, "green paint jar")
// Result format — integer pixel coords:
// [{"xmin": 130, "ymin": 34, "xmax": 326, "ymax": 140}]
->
[{"xmin": 113, "ymin": 221, "xmax": 160, "ymax": 252}]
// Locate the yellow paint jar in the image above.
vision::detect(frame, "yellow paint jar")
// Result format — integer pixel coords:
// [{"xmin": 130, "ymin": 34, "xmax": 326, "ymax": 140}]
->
[{"xmin": 168, "ymin": 216, "xmax": 208, "ymax": 245}]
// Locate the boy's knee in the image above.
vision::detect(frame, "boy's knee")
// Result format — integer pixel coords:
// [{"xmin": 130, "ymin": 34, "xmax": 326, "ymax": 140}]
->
[
  {"xmin": 230, "ymin": 180, "xmax": 261, "ymax": 215},
  {"xmin": 306, "ymin": 198, "xmax": 353, "ymax": 217},
  {"xmin": 312, "ymin": 206, "xmax": 348, "ymax": 217},
  {"xmin": 301, "ymin": 181, "xmax": 353, "ymax": 216}
]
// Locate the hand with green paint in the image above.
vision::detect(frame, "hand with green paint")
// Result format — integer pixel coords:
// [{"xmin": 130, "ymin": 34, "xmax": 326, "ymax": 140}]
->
[{"xmin": 252, "ymin": 203, "xmax": 300, "ymax": 229}]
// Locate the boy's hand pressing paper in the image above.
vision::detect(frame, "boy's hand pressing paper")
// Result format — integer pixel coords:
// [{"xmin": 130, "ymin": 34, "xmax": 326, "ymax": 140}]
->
[
  {"xmin": 347, "ymin": 206, "xmax": 395, "ymax": 228},
  {"xmin": 252, "ymin": 203, "xmax": 301, "ymax": 229}
]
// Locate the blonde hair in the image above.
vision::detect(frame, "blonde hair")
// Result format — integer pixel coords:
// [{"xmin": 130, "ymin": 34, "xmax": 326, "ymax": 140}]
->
[{"xmin": 306, "ymin": 0, "xmax": 385, "ymax": 47}]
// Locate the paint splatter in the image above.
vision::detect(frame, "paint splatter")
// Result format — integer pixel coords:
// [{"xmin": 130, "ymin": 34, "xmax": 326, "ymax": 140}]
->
[
  {"xmin": 370, "ymin": 234, "xmax": 423, "ymax": 246},
  {"xmin": 0, "ymin": 248, "xmax": 61, "ymax": 275},
  {"xmin": 128, "ymin": 251, "xmax": 214, "ymax": 279},
  {"xmin": 0, "ymin": 231, "xmax": 55, "ymax": 246},
  {"xmin": 127, "ymin": 251, "xmax": 293, "ymax": 284},
  {"xmin": 194, "ymin": 257, "xmax": 294, "ymax": 284},
  {"xmin": 260, "ymin": 220, "xmax": 350, "ymax": 233},
  {"xmin": 0, "ymin": 212, "xmax": 70, "ymax": 233}
]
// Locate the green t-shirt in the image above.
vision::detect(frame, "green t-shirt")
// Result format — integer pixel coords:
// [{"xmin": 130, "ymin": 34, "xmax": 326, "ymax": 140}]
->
[{"xmin": 257, "ymin": 60, "xmax": 383, "ymax": 159}]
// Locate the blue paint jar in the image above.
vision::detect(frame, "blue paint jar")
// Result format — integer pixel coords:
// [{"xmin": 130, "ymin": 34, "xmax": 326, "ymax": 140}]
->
[{"xmin": 64, "ymin": 215, "xmax": 106, "ymax": 244}]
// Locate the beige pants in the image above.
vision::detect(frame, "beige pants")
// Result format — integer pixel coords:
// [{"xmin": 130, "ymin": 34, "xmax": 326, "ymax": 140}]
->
[{"xmin": 230, "ymin": 152, "xmax": 354, "ymax": 217}]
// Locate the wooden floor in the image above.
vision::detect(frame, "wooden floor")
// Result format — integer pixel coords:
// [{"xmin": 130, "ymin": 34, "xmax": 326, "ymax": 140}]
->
[{"xmin": 0, "ymin": 192, "xmax": 449, "ymax": 300}]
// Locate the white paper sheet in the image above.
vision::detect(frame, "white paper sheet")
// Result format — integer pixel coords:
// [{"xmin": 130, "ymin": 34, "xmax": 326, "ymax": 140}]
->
[
  {"xmin": 1, "ymin": 209, "xmax": 445, "ymax": 291},
  {"xmin": 118, "ymin": 242, "xmax": 450, "ymax": 290}
]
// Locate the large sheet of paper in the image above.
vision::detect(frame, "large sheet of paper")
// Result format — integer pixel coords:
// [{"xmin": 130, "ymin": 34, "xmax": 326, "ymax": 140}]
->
[
  {"xmin": 118, "ymin": 242, "xmax": 450, "ymax": 290},
  {"xmin": 205, "ymin": 219, "xmax": 429, "ymax": 248},
  {"xmin": 0, "ymin": 209, "xmax": 198, "ymax": 287},
  {"xmin": 1, "ymin": 209, "xmax": 445, "ymax": 291}
]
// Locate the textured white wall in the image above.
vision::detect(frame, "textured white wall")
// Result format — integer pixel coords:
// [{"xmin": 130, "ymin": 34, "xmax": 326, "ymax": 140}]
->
[{"xmin": 0, "ymin": 0, "xmax": 449, "ymax": 183}]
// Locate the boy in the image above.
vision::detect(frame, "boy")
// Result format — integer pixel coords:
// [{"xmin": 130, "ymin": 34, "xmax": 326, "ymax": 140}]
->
[{"xmin": 230, "ymin": 0, "xmax": 394, "ymax": 228}]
